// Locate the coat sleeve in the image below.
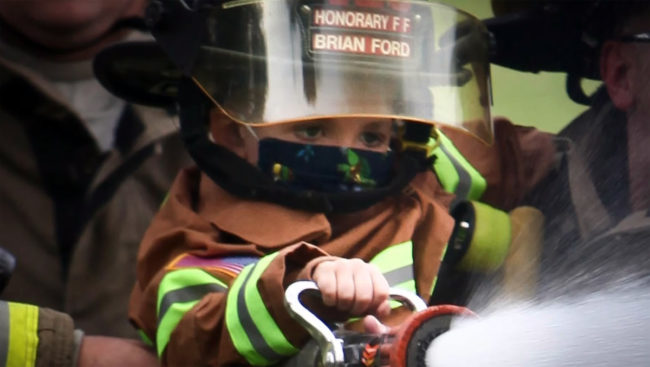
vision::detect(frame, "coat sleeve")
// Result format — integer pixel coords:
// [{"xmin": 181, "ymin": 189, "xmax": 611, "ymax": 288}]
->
[
  {"xmin": 441, "ymin": 118, "xmax": 557, "ymax": 210},
  {"xmin": 128, "ymin": 169, "xmax": 333, "ymax": 366}
]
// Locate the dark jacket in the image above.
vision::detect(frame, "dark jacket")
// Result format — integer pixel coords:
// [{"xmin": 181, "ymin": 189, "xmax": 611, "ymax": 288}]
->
[
  {"xmin": 0, "ymin": 42, "xmax": 191, "ymax": 338},
  {"xmin": 524, "ymin": 87, "xmax": 650, "ymax": 296}
]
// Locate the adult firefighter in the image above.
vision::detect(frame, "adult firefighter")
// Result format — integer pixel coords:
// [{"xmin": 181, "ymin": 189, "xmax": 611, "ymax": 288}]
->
[
  {"xmin": 94, "ymin": 0, "xmax": 555, "ymax": 365},
  {"xmin": 487, "ymin": 0, "xmax": 650, "ymax": 295},
  {"xmin": 0, "ymin": 0, "xmax": 189, "ymax": 365}
]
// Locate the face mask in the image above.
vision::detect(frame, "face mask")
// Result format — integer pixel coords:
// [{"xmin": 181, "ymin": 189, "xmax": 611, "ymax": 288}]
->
[{"xmin": 257, "ymin": 138, "xmax": 394, "ymax": 193}]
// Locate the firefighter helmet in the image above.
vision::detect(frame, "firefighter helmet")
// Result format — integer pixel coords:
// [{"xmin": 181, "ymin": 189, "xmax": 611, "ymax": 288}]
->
[{"xmin": 95, "ymin": 0, "xmax": 494, "ymax": 212}]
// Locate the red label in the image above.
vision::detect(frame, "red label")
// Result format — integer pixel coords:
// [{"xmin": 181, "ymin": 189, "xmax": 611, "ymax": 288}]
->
[
  {"xmin": 307, "ymin": 3, "xmax": 419, "ymax": 60},
  {"xmin": 312, "ymin": 8, "xmax": 412, "ymax": 33},
  {"xmin": 312, "ymin": 33, "xmax": 411, "ymax": 58}
]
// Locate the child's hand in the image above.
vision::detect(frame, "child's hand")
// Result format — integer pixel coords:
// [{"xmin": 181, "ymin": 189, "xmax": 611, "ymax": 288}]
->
[
  {"xmin": 312, "ymin": 258, "xmax": 391, "ymax": 318},
  {"xmin": 363, "ymin": 315, "xmax": 390, "ymax": 334}
]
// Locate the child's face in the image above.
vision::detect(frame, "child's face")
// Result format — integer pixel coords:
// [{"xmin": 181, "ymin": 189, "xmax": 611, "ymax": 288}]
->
[
  {"xmin": 242, "ymin": 117, "xmax": 393, "ymax": 164},
  {"xmin": 210, "ymin": 110, "xmax": 393, "ymax": 165}
]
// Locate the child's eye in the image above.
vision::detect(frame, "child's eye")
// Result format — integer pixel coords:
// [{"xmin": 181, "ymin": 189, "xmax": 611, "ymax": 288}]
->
[
  {"xmin": 294, "ymin": 125, "xmax": 324, "ymax": 140},
  {"xmin": 359, "ymin": 131, "xmax": 387, "ymax": 148}
]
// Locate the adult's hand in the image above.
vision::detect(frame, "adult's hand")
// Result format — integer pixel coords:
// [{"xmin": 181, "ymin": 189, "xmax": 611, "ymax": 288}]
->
[{"xmin": 78, "ymin": 336, "xmax": 159, "ymax": 367}]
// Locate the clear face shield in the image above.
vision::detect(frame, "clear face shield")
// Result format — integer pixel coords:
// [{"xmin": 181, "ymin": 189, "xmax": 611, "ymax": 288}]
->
[{"xmin": 190, "ymin": 0, "xmax": 493, "ymax": 144}]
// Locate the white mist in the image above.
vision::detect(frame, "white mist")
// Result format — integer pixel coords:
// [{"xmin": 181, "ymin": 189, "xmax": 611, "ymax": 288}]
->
[{"xmin": 426, "ymin": 290, "xmax": 650, "ymax": 367}]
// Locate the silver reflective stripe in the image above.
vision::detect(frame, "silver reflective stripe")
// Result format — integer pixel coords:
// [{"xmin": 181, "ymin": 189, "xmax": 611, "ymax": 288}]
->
[
  {"xmin": 383, "ymin": 265, "xmax": 414, "ymax": 287},
  {"xmin": 236, "ymin": 262, "xmax": 284, "ymax": 362},
  {"xmin": 0, "ymin": 301, "xmax": 8, "ymax": 367},
  {"xmin": 157, "ymin": 283, "xmax": 226, "ymax": 327},
  {"xmin": 439, "ymin": 144, "xmax": 471, "ymax": 201}
]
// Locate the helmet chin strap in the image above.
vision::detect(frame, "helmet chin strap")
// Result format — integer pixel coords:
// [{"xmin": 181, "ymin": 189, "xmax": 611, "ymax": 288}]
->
[{"xmin": 243, "ymin": 124, "xmax": 260, "ymax": 141}]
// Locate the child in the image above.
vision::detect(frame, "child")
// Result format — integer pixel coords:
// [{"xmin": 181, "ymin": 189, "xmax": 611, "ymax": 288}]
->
[{"xmin": 95, "ymin": 0, "xmax": 555, "ymax": 365}]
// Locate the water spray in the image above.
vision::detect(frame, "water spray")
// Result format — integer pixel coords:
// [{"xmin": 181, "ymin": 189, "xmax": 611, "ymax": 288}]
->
[
  {"xmin": 427, "ymin": 288, "xmax": 650, "ymax": 367},
  {"xmin": 285, "ymin": 281, "xmax": 650, "ymax": 367}
]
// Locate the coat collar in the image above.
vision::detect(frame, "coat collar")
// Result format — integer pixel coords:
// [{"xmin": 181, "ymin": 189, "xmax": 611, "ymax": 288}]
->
[{"xmin": 197, "ymin": 173, "xmax": 333, "ymax": 248}]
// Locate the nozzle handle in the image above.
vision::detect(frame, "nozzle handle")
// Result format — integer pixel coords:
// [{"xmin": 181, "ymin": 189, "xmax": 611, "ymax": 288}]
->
[{"xmin": 284, "ymin": 280, "xmax": 427, "ymax": 367}]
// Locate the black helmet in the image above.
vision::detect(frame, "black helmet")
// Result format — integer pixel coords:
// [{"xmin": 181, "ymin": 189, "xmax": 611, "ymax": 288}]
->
[
  {"xmin": 485, "ymin": 0, "xmax": 650, "ymax": 104},
  {"xmin": 95, "ymin": 0, "xmax": 494, "ymax": 212}
]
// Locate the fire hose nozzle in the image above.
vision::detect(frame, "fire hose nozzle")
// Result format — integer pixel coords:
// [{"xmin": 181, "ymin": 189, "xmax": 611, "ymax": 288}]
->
[{"xmin": 284, "ymin": 281, "xmax": 476, "ymax": 367}]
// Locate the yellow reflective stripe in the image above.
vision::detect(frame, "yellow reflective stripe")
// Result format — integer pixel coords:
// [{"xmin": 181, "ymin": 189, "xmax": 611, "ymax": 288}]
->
[
  {"xmin": 226, "ymin": 265, "xmax": 264, "ymax": 365},
  {"xmin": 432, "ymin": 132, "xmax": 487, "ymax": 201},
  {"xmin": 159, "ymin": 192, "xmax": 169, "ymax": 208},
  {"xmin": 226, "ymin": 253, "xmax": 299, "ymax": 365},
  {"xmin": 431, "ymin": 140, "xmax": 460, "ymax": 194},
  {"xmin": 370, "ymin": 241, "xmax": 416, "ymax": 302},
  {"xmin": 156, "ymin": 268, "xmax": 227, "ymax": 315},
  {"xmin": 156, "ymin": 268, "xmax": 227, "ymax": 356},
  {"xmin": 6, "ymin": 302, "xmax": 38, "ymax": 367},
  {"xmin": 457, "ymin": 201, "xmax": 512, "ymax": 272},
  {"xmin": 370, "ymin": 241, "xmax": 412, "ymax": 273},
  {"xmin": 158, "ymin": 268, "xmax": 205, "ymax": 307},
  {"xmin": 243, "ymin": 255, "xmax": 299, "ymax": 357},
  {"xmin": 157, "ymin": 300, "xmax": 200, "ymax": 357},
  {"xmin": 137, "ymin": 329, "xmax": 154, "ymax": 347}
]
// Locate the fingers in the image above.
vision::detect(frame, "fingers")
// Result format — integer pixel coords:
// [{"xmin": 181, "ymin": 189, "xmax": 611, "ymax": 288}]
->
[
  {"xmin": 367, "ymin": 265, "xmax": 390, "ymax": 316},
  {"xmin": 335, "ymin": 259, "xmax": 356, "ymax": 311},
  {"xmin": 362, "ymin": 315, "xmax": 390, "ymax": 334},
  {"xmin": 313, "ymin": 258, "xmax": 390, "ymax": 317},
  {"xmin": 313, "ymin": 261, "xmax": 338, "ymax": 307},
  {"xmin": 374, "ymin": 299, "xmax": 392, "ymax": 319}
]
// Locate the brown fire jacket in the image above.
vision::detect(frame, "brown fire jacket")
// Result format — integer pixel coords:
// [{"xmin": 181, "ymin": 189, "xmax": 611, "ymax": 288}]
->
[
  {"xmin": 0, "ymin": 40, "xmax": 190, "ymax": 338},
  {"xmin": 130, "ymin": 118, "xmax": 555, "ymax": 366}
]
